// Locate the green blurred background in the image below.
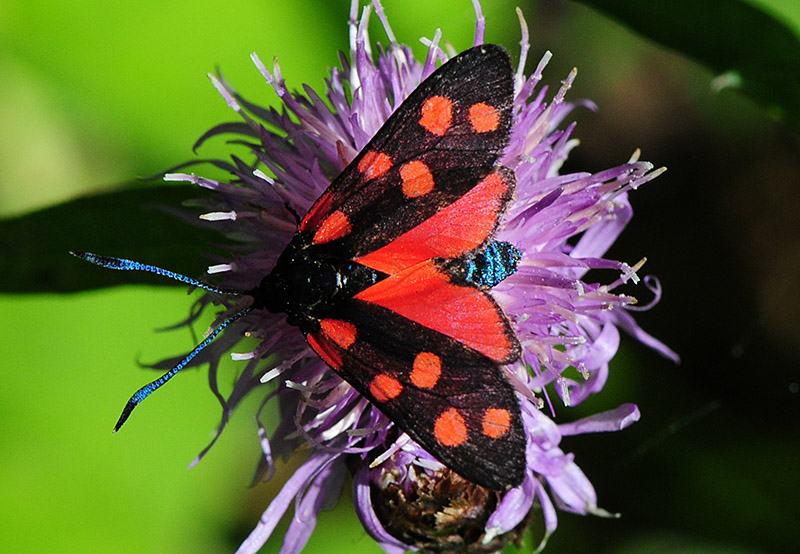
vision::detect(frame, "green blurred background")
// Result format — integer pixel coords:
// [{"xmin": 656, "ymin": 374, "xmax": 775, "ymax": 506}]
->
[{"xmin": 1, "ymin": 0, "xmax": 798, "ymax": 553}]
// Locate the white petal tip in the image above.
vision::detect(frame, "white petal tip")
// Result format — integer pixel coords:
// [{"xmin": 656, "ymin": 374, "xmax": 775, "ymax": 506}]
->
[
  {"xmin": 200, "ymin": 211, "xmax": 237, "ymax": 221},
  {"xmin": 207, "ymin": 263, "xmax": 234, "ymax": 274}
]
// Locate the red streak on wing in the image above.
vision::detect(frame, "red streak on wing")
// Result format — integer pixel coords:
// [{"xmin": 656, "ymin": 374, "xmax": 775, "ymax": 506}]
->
[
  {"xmin": 355, "ymin": 171, "xmax": 511, "ymax": 275},
  {"xmin": 299, "ymin": 189, "xmax": 334, "ymax": 235},
  {"xmin": 354, "ymin": 261, "xmax": 515, "ymax": 362},
  {"xmin": 307, "ymin": 333, "xmax": 343, "ymax": 371}
]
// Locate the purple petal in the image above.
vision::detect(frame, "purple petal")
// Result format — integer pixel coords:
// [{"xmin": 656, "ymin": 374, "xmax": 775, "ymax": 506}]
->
[
  {"xmin": 559, "ymin": 404, "xmax": 641, "ymax": 436},
  {"xmin": 235, "ymin": 453, "xmax": 340, "ymax": 554},
  {"xmin": 351, "ymin": 466, "xmax": 415, "ymax": 553}
]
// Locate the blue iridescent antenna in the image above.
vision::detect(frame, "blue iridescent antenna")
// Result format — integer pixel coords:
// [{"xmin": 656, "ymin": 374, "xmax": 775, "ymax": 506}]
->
[{"xmin": 70, "ymin": 251, "xmax": 253, "ymax": 432}]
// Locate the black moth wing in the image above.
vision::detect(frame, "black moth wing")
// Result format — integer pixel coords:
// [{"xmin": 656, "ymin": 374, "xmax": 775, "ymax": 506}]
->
[
  {"xmin": 308, "ymin": 299, "xmax": 526, "ymax": 490},
  {"xmin": 298, "ymin": 44, "xmax": 515, "ymax": 260}
]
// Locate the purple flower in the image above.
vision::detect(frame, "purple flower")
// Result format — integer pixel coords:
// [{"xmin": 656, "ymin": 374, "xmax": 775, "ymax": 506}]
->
[{"xmin": 148, "ymin": 1, "xmax": 678, "ymax": 552}]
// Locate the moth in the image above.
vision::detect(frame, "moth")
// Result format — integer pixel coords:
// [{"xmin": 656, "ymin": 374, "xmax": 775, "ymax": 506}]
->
[{"xmin": 74, "ymin": 44, "xmax": 526, "ymax": 490}]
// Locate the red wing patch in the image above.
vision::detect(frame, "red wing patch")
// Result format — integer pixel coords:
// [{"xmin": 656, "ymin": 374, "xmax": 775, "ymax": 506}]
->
[
  {"xmin": 355, "ymin": 168, "xmax": 514, "ymax": 275},
  {"xmin": 319, "ymin": 318, "xmax": 357, "ymax": 349},
  {"xmin": 313, "ymin": 210, "xmax": 352, "ymax": 245},
  {"xmin": 358, "ymin": 151, "xmax": 393, "ymax": 179},
  {"xmin": 468, "ymin": 102, "xmax": 501, "ymax": 133},
  {"xmin": 399, "ymin": 160, "xmax": 435, "ymax": 198},
  {"xmin": 482, "ymin": 407, "xmax": 512, "ymax": 439},
  {"xmin": 434, "ymin": 407, "xmax": 468, "ymax": 446},
  {"xmin": 410, "ymin": 352, "xmax": 442, "ymax": 388},
  {"xmin": 419, "ymin": 96, "xmax": 453, "ymax": 136},
  {"xmin": 354, "ymin": 260, "xmax": 517, "ymax": 363}
]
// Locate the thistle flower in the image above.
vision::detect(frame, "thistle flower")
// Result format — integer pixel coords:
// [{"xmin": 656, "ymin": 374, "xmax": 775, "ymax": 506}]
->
[{"xmin": 101, "ymin": 1, "xmax": 677, "ymax": 552}]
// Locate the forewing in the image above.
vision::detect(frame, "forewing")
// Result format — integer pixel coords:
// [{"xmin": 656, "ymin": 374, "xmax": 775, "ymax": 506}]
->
[
  {"xmin": 297, "ymin": 44, "xmax": 515, "ymax": 262},
  {"xmin": 306, "ymin": 298, "xmax": 526, "ymax": 490}
]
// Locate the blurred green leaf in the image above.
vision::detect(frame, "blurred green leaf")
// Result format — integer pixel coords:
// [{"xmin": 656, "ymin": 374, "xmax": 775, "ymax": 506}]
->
[
  {"xmin": 577, "ymin": 0, "xmax": 800, "ymax": 128},
  {"xmin": 1, "ymin": 185, "xmax": 221, "ymax": 293}
]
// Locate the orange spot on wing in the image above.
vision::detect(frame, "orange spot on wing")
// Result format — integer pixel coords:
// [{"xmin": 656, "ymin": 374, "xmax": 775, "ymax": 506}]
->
[
  {"xmin": 410, "ymin": 352, "xmax": 441, "ymax": 389},
  {"xmin": 400, "ymin": 160, "xmax": 434, "ymax": 198},
  {"xmin": 313, "ymin": 210, "xmax": 351, "ymax": 244},
  {"xmin": 468, "ymin": 102, "xmax": 500, "ymax": 133},
  {"xmin": 358, "ymin": 150, "xmax": 392, "ymax": 179},
  {"xmin": 319, "ymin": 319, "xmax": 357, "ymax": 350},
  {"xmin": 434, "ymin": 407, "xmax": 468, "ymax": 447},
  {"xmin": 356, "ymin": 170, "xmax": 512, "ymax": 274},
  {"xmin": 370, "ymin": 374, "xmax": 403, "ymax": 402},
  {"xmin": 420, "ymin": 96, "xmax": 452, "ymax": 136},
  {"xmin": 482, "ymin": 408, "xmax": 512, "ymax": 439}
]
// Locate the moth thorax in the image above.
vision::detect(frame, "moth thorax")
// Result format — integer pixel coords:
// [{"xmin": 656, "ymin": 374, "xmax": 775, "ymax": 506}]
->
[{"xmin": 257, "ymin": 254, "xmax": 340, "ymax": 315}]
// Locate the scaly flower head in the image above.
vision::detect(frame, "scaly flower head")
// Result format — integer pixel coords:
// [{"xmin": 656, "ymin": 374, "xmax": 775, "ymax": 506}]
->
[{"xmin": 118, "ymin": 1, "xmax": 678, "ymax": 552}]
